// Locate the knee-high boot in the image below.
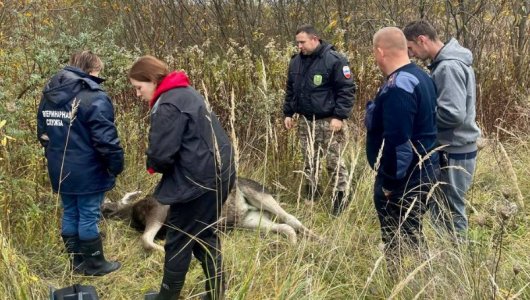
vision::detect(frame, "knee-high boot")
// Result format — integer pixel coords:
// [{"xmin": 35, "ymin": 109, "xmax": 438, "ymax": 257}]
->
[
  {"xmin": 149, "ymin": 268, "xmax": 187, "ymax": 300},
  {"xmin": 331, "ymin": 191, "xmax": 348, "ymax": 216},
  {"xmin": 200, "ymin": 259, "xmax": 225, "ymax": 300},
  {"xmin": 79, "ymin": 236, "xmax": 121, "ymax": 276},
  {"xmin": 61, "ymin": 234, "xmax": 84, "ymax": 273},
  {"xmin": 196, "ymin": 241, "xmax": 225, "ymax": 300}
]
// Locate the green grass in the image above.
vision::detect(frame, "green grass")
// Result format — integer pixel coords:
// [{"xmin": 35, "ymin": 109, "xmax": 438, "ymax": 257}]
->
[
  {"xmin": 2, "ymin": 131, "xmax": 530, "ymax": 299},
  {"xmin": 1, "ymin": 2, "xmax": 529, "ymax": 298}
]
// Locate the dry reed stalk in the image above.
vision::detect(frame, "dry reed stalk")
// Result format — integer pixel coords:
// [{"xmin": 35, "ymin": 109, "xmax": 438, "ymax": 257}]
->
[
  {"xmin": 508, "ymin": 282, "xmax": 530, "ymax": 300},
  {"xmin": 411, "ymin": 277, "xmax": 435, "ymax": 300},
  {"xmin": 344, "ymin": 140, "xmax": 361, "ymax": 204},
  {"xmin": 258, "ymin": 58, "xmax": 271, "ymax": 188},
  {"xmin": 359, "ymin": 254, "xmax": 385, "ymax": 297},
  {"xmin": 387, "ymin": 252, "xmax": 440, "ymax": 300},
  {"xmin": 426, "ymin": 181, "xmax": 442, "ymax": 202},
  {"xmin": 415, "ymin": 144, "xmax": 447, "ymax": 167},
  {"xmin": 56, "ymin": 98, "xmax": 80, "ymax": 216},
  {"xmin": 488, "ymin": 272, "xmax": 501, "ymax": 299},
  {"xmin": 497, "ymin": 141, "xmax": 524, "ymax": 208},
  {"xmin": 373, "ymin": 139, "xmax": 384, "ymax": 175},
  {"xmin": 229, "ymin": 88, "xmax": 240, "ymax": 173}
]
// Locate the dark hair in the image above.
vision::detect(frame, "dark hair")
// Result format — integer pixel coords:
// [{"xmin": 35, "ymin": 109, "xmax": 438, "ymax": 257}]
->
[
  {"xmin": 128, "ymin": 55, "xmax": 170, "ymax": 85},
  {"xmin": 295, "ymin": 24, "xmax": 319, "ymax": 37},
  {"xmin": 403, "ymin": 19, "xmax": 439, "ymax": 41},
  {"xmin": 69, "ymin": 50, "xmax": 103, "ymax": 74}
]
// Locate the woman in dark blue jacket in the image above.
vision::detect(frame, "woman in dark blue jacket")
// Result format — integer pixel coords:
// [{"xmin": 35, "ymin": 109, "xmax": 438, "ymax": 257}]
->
[
  {"xmin": 129, "ymin": 56, "xmax": 235, "ymax": 300},
  {"xmin": 37, "ymin": 51, "xmax": 124, "ymax": 276}
]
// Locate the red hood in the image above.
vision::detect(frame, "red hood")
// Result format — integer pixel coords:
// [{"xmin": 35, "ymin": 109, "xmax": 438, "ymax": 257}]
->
[{"xmin": 150, "ymin": 71, "xmax": 190, "ymax": 108}]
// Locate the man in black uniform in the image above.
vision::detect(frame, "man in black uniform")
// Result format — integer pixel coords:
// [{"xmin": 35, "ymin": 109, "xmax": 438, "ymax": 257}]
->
[{"xmin": 283, "ymin": 24, "xmax": 356, "ymax": 216}]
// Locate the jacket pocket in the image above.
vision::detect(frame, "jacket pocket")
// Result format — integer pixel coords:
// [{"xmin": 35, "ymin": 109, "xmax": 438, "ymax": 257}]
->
[{"xmin": 310, "ymin": 90, "xmax": 334, "ymax": 115}]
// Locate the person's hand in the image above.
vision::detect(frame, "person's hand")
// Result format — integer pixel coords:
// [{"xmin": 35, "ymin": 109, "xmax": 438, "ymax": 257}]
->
[
  {"xmin": 284, "ymin": 117, "xmax": 294, "ymax": 130},
  {"xmin": 330, "ymin": 118, "xmax": 343, "ymax": 132},
  {"xmin": 382, "ymin": 187, "xmax": 392, "ymax": 199}
]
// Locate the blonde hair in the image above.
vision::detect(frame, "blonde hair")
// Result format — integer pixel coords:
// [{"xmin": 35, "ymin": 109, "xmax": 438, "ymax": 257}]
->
[{"xmin": 69, "ymin": 50, "xmax": 104, "ymax": 74}]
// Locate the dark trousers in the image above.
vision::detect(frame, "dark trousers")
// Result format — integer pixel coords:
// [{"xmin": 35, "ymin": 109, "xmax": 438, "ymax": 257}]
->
[
  {"xmin": 373, "ymin": 173, "xmax": 437, "ymax": 268},
  {"xmin": 165, "ymin": 190, "xmax": 224, "ymax": 272},
  {"xmin": 163, "ymin": 182, "xmax": 232, "ymax": 299}
]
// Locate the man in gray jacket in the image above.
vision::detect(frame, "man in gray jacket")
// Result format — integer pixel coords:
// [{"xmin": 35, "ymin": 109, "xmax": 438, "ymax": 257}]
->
[{"xmin": 403, "ymin": 20, "xmax": 481, "ymax": 239}]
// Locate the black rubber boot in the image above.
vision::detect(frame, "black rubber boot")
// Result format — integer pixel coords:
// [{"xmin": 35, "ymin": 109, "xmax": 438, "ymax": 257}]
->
[
  {"xmin": 303, "ymin": 183, "xmax": 322, "ymax": 202},
  {"xmin": 198, "ymin": 251, "xmax": 224, "ymax": 300},
  {"xmin": 144, "ymin": 291, "xmax": 159, "ymax": 300},
  {"xmin": 61, "ymin": 234, "xmax": 84, "ymax": 273},
  {"xmin": 331, "ymin": 191, "xmax": 348, "ymax": 216},
  {"xmin": 80, "ymin": 236, "xmax": 121, "ymax": 276},
  {"xmin": 148, "ymin": 268, "xmax": 187, "ymax": 300}
]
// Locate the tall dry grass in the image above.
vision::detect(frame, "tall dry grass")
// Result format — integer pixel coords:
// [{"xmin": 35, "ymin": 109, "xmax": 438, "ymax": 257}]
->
[
  {"xmin": 1, "ymin": 2, "xmax": 529, "ymax": 298},
  {"xmin": 2, "ymin": 82, "xmax": 530, "ymax": 299}
]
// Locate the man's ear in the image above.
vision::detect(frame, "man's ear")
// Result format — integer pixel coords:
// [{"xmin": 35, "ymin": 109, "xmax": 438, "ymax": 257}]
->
[
  {"xmin": 417, "ymin": 35, "xmax": 428, "ymax": 45},
  {"xmin": 376, "ymin": 46, "xmax": 384, "ymax": 57}
]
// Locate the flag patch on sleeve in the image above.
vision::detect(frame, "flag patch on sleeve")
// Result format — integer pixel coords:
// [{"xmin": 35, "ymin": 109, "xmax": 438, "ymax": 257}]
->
[{"xmin": 342, "ymin": 66, "xmax": 351, "ymax": 79}]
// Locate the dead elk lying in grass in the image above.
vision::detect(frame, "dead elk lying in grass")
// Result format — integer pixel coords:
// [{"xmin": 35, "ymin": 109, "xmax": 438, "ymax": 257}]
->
[{"xmin": 102, "ymin": 178, "xmax": 319, "ymax": 252}]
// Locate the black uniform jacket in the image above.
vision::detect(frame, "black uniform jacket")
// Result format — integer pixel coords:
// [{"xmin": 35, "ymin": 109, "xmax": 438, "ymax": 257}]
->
[
  {"xmin": 147, "ymin": 73, "xmax": 235, "ymax": 204},
  {"xmin": 283, "ymin": 41, "xmax": 356, "ymax": 120}
]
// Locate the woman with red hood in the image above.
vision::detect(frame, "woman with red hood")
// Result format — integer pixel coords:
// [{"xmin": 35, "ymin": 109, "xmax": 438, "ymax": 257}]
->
[{"xmin": 128, "ymin": 56, "xmax": 235, "ymax": 300}]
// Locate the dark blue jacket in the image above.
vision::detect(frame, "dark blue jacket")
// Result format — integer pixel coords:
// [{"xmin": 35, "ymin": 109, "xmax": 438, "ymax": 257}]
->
[
  {"xmin": 37, "ymin": 66, "xmax": 124, "ymax": 195},
  {"xmin": 365, "ymin": 63, "xmax": 438, "ymax": 190},
  {"xmin": 284, "ymin": 41, "xmax": 356, "ymax": 120}
]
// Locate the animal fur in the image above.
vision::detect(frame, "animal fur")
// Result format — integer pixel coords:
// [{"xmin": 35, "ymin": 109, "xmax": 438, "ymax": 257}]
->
[{"xmin": 102, "ymin": 178, "xmax": 319, "ymax": 252}]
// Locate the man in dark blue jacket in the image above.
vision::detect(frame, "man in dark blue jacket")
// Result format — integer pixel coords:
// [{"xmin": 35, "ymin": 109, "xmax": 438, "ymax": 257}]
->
[
  {"xmin": 365, "ymin": 28, "xmax": 439, "ymax": 270},
  {"xmin": 283, "ymin": 24, "xmax": 356, "ymax": 216},
  {"xmin": 37, "ymin": 51, "xmax": 124, "ymax": 276}
]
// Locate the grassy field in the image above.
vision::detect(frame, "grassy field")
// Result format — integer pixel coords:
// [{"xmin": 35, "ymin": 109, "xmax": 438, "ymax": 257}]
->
[
  {"xmin": 2, "ymin": 110, "xmax": 530, "ymax": 299},
  {"xmin": 1, "ymin": 2, "xmax": 528, "ymax": 298}
]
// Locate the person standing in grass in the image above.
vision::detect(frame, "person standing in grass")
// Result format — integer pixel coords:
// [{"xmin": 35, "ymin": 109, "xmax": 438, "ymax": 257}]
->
[
  {"xmin": 37, "ymin": 50, "xmax": 124, "ymax": 276},
  {"xmin": 128, "ymin": 56, "xmax": 235, "ymax": 300},
  {"xmin": 283, "ymin": 24, "xmax": 356, "ymax": 216},
  {"xmin": 365, "ymin": 27, "xmax": 439, "ymax": 268},
  {"xmin": 403, "ymin": 20, "xmax": 481, "ymax": 239}
]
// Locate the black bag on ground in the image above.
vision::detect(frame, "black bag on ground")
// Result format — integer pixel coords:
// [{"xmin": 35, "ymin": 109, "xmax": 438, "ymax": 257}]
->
[{"xmin": 49, "ymin": 284, "xmax": 99, "ymax": 300}]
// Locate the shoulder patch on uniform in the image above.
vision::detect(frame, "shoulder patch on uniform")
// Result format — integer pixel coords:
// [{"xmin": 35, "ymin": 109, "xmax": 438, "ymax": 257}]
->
[
  {"xmin": 342, "ymin": 66, "xmax": 351, "ymax": 79},
  {"xmin": 393, "ymin": 71, "xmax": 420, "ymax": 94}
]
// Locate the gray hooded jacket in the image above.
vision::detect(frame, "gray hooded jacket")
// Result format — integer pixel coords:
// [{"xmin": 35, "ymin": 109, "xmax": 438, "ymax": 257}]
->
[{"xmin": 429, "ymin": 38, "xmax": 481, "ymax": 153}]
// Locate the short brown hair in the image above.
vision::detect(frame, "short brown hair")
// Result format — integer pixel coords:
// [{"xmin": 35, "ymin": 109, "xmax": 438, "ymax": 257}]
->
[
  {"xmin": 128, "ymin": 55, "xmax": 170, "ymax": 85},
  {"xmin": 403, "ymin": 19, "xmax": 439, "ymax": 41},
  {"xmin": 69, "ymin": 50, "xmax": 103, "ymax": 74}
]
